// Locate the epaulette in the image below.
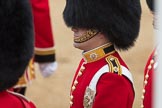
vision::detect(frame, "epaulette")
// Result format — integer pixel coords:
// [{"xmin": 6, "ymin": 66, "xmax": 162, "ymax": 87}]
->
[{"xmin": 105, "ymin": 55, "xmax": 122, "ymax": 75}]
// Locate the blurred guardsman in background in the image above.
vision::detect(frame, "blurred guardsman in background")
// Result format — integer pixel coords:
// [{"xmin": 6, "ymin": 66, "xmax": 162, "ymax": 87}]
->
[
  {"xmin": 0, "ymin": 0, "xmax": 36, "ymax": 107},
  {"xmin": 30, "ymin": 0, "xmax": 57, "ymax": 77},
  {"xmin": 14, "ymin": 0, "xmax": 58, "ymax": 95},
  {"xmin": 63, "ymin": 0, "xmax": 141, "ymax": 108},
  {"xmin": 141, "ymin": 0, "xmax": 157, "ymax": 108}
]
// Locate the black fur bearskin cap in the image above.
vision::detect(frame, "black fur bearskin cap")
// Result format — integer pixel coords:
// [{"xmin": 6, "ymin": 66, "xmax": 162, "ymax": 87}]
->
[
  {"xmin": 146, "ymin": 0, "xmax": 154, "ymax": 12},
  {"xmin": 63, "ymin": 0, "xmax": 141, "ymax": 50},
  {"xmin": 0, "ymin": 0, "xmax": 34, "ymax": 92}
]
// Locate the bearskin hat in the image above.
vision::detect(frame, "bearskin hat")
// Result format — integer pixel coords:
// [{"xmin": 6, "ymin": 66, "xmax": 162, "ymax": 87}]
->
[
  {"xmin": 146, "ymin": 0, "xmax": 154, "ymax": 12},
  {"xmin": 63, "ymin": 0, "xmax": 141, "ymax": 50},
  {"xmin": 0, "ymin": 0, "xmax": 34, "ymax": 91}
]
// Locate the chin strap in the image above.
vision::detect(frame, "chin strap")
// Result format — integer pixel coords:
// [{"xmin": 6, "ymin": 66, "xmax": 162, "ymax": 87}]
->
[{"xmin": 74, "ymin": 29, "xmax": 99, "ymax": 43}]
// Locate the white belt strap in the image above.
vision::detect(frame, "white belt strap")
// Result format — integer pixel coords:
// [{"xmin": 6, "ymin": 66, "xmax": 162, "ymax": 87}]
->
[
  {"xmin": 83, "ymin": 64, "xmax": 134, "ymax": 108},
  {"xmin": 89, "ymin": 64, "xmax": 134, "ymax": 93}
]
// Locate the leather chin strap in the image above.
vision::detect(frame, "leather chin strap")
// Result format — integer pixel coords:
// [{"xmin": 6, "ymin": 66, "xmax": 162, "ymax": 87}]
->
[{"xmin": 74, "ymin": 29, "xmax": 99, "ymax": 43}]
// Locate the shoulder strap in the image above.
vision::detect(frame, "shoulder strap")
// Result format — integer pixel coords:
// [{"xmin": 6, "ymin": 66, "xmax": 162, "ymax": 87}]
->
[
  {"xmin": 7, "ymin": 90, "xmax": 35, "ymax": 108},
  {"xmin": 89, "ymin": 55, "xmax": 133, "ymax": 91}
]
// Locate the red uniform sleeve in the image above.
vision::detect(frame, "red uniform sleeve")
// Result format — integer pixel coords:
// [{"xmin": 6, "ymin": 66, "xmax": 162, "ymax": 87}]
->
[
  {"xmin": 30, "ymin": 0, "xmax": 56, "ymax": 63},
  {"xmin": 93, "ymin": 73, "xmax": 134, "ymax": 108}
]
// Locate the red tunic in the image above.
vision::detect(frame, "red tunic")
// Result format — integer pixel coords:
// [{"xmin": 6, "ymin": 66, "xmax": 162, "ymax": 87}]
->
[
  {"xmin": 0, "ymin": 90, "xmax": 36, "ymax": 108},
  {"xmin": 142, "ymin": 49, "xmax": 157, "ymax": 108},
  {"xmin": 70, "ymin": 44, "xmax": 134, "ymax": 108}
]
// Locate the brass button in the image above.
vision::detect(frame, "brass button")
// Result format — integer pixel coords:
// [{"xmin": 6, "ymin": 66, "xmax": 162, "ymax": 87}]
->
[
  {"xmin": 70, "ymin": 95, "xmax": 74, "ymax": 100},
  {"xmin": 70, "ymin": 101, "xmax": 73, "ymax": 106},
  {"xmin": 78, "ymin": 72, "xmax": 82, "ymax": 76},
  {"xmin": 74, "ymin": 80, "xmax": 78, "ymax": 86},
  {"xmin": 71, "ymin": 86, "xmax": 76, "ymax": 91}
]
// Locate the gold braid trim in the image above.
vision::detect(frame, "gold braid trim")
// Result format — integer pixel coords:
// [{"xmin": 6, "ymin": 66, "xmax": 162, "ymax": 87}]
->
[{"xmin": 35, "ymin": 49, "xmax": 55, "ymax": 55}]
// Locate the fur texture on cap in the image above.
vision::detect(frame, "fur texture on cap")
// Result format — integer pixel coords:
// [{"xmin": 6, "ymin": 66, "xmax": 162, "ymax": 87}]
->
[
  {"xmin": 146, "ymin": 0, "xmax": 154, "ymax": 12},
  {"xmin": 63, "ymin": 0, "xmax": 141, "ymax": 50},
  {"xmin": 0, "ymin": 0, "xmax": 34, "ymax": 91}
]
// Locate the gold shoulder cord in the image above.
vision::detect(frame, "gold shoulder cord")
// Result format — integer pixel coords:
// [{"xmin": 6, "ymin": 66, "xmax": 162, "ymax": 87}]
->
[{"xmin": 106, "ymin": 55, "xmax": 122, "ymax": 75}]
